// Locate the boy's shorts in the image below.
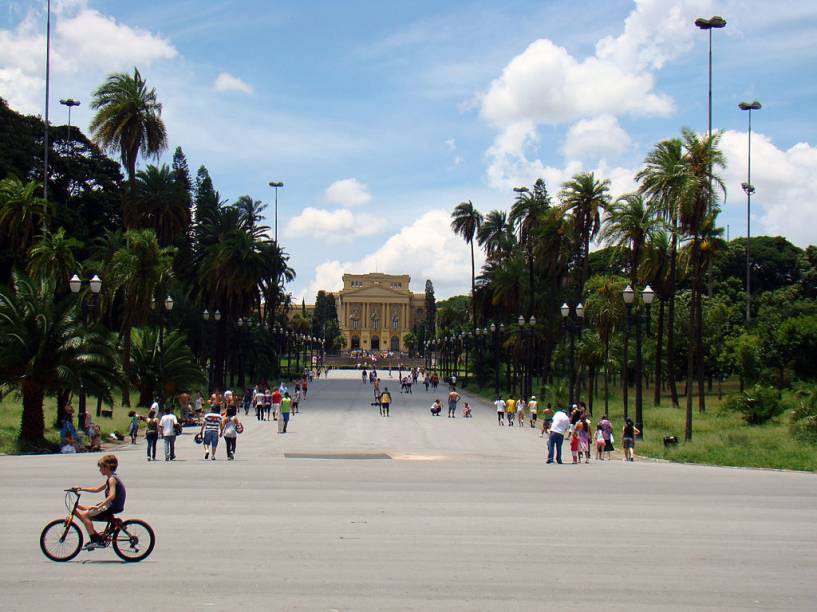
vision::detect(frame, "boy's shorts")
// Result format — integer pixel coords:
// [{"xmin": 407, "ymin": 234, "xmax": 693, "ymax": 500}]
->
[
  {"xmin": 88, "ymin": 504, "xmax": 114, "ymax": 521},
  {"xmin": 204, "ymin": 430, "xmax": 219, "ymax": 447}
]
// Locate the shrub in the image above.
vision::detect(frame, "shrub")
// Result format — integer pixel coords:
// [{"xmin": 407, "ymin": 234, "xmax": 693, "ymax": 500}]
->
[
  {"xmin": 724, "ymin": 385, "xmax": 787, "ymax": 425},
  {"xmin": 791, "ymin": 383, "xmax": 817, "ymax": 442}
]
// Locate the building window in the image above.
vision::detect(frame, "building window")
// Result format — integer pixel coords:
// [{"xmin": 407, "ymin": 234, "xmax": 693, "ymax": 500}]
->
[
  {"xmin": 351, "ymin": 318, "xmax": 359, "ymax": 330},
  {"xmin": 392, "ymin": 316, "xmax": 399, "ymax": 330},
  {"xmin": 372, "ymin": 318, "xmax": 380, "ymax": 329}
]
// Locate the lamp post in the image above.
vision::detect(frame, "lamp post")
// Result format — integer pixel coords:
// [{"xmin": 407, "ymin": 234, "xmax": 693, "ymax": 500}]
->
[
  {"xmin": 517, "ymin": 315, "xmax": 536, "ymax": 398},
  {"xmin": 560, "ymin": 303, "xmax": 583, "ymax": 406},
  {"xmin": 739, "ymin": 101, "xmax": 761, "ymax": 323},
  {"xmin": 157, "ymin": 296, "xmax": 173, "ymax": 405},
  {"xmin": 69, "ymin": 273, "xmax": 102, "ymax": 421},
  {"xmin": 203, "ymin": 309, "xmax": 220, "ymax": 391},
  {"xmin": 43, "ymin": 0, "xmax": 52, "ymax": 209},
  {"xmin": 236, "ymin": 317, "xmax": 246, "ymax": 388},
  {"xmin": 623, "ymin": 285, "xmax": 654, "ymax": 438},
  {"xmin": 59, "ymin": 98, "xmax": 80, "ymax": 143},
  {"xmin": 695, "ymin": 15, "xmax": 727, "ymax": 216},
  {"xmin": 268, "ymin": 181, "xmax": 284, "ymax": 243}
]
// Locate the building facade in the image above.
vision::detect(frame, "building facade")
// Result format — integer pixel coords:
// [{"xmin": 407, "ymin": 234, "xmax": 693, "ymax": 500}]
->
[{"xmin": 335, "ymin": 273, "xmax": 425, "ymax": 353}]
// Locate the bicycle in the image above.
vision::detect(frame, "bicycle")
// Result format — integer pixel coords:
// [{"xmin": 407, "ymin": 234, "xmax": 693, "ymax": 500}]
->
[{"xmin": 39, "ymin": 488, "xmax": 155, "ymax": 562}]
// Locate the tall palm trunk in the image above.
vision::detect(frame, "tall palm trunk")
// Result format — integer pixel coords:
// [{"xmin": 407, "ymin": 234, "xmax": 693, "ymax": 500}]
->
[
  {"xmin": 20, "ymin": 380, "xmax": 46, "ymax": 443},
  {"xmin": 121, "ymin": 323, "xmax": 132, "ymax": 407},
  {"xmin": 653, "ymin": 298, "xmax": 665, "ymax": 406},
  {"xmin": 667, "ymin": 222, "xmax": 680, "ymax": 408},
  {"xmin": 696, "ymin": 257, "xmax": 706, "ymax": 413},
  {"xmin": 685, "ymin": 234, "xmax": 701, "ymax": 441},
  {"xmin": 470, "ymin": 238, "xmax": 476, "ymax": 328},
  {"xmin": 603, "ymin": 339, "xmax": 610, "ymax": 415}
]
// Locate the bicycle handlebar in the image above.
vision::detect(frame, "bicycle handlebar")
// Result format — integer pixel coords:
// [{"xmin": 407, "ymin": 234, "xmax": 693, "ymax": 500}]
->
[{"xmin": 64, "ymin": 488, "xmax": 79, "ymax": 493}]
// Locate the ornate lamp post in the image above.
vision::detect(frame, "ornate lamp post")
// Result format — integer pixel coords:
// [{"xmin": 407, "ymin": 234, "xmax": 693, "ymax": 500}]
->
[
  {"xmin": 517, "ymin": 315, "xmax": 536, "ymax": 398},
  {"xmin": 69, "ymin": 274, "xmax": 102, "ymax": 420},
  {"xmin": 623, "ymin": 285, "xmax": 654, "ymax": 438},
  {"xmin": 560, "ymin": 303, "xmax": 584, "ymax": 406}
]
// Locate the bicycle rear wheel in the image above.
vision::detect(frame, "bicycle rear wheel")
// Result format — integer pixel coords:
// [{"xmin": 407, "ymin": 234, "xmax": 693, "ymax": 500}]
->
[
  {"xmin": 112, "ymin": 519, "xmax": 155, "ymax": 562},
  {"xmin": 40, "ymin": 519, "xmax": 83, "ymax": 562}
]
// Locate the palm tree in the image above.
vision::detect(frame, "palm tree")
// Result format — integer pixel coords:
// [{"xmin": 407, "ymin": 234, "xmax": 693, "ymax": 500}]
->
[
  {"xmin": 584, "ymin": 274, "xmax": 627, "ymax": 416},
  {"xmin": 559, "ymin": 172, "xmax": 611, "ymax": 296},
  {"xmin": 109, "ymin": 229, "xmax": 176, "ymax": 406},
  {"xmin": 26, "ymin": 228, "xmax": 83, "ymax": 292},
  {"xmin": 0, "ymin": 177, "xmax": 54, "ymax": 260},
  {"xmin": 129, "ymin": 327, "xmax": 206, "ymax": 407},
  {"xmin": 134, "ymin": 164, "xmax": 191, "ymax": 246},
  {"xmin": 678, "ymin": 128, "xmax": 726, "ymax": 440},
  {"xmin": 509, "ymin": 179, "xmax": 551, "ymax": 317},
  {"xmin": 636, "ymin": 138, "xmax": 686, "ymax": 408},
  {"xmin": 0, "ymin": 273, "xmax": 121, "ymax": 445},
  {"xmin": 450, "ymin": 200, "xmax": 483, "ymax": 328},
  {"xmin": 640, "ymin": 229, "xmax": 673, "ymax": 406},
  {"xmin": 477, "ymin": 210, "xmax": 515, "ymax": 261},
  {"xmin": 89, "ymin": 68, "xmax": 167, "ymax": 228}
]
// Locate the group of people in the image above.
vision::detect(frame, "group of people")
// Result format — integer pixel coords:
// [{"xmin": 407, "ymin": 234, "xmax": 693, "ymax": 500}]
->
[
  {"xmin": 492, "ymin": 396, "xmax": 642, "ymax": 464},
  {"xmin": 59, "ymin": 403, "xmax": 102, "ymax": 453}
]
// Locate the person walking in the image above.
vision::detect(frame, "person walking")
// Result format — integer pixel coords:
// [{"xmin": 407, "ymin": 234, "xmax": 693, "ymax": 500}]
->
[
  {"xmin": 200, "ymin": 403, "xmax": 222, "ymax": 460},
  {"xmin": 595, "ymin": 424, "xmax": 606, "ymax": 460},
  {"xmin": 254, "ymin": 385, "xmax": 265, "ymax": 421},
  {"xmin": 622, "ymin": 417, "xmax": 640, "ymax": 462},
  {"xmin": 144, "ymin": 409, "xmax": 159, "ymax": 462},
  {"xmin": 265, "ymin": 387, "xmax": 274, "ymax": 421},
  {"xmin": 280, "ymin": 392, "xmax": 292, "ymax": 433},
  {"xmin": 505, "ymin": 396, "xmax": 516, "ymax": 426},
  {"xmin": 221, "ymin": 410, "xmax": 241, "ymax": 460},
  {"xmin": 380, "ymin": 388, "xmax": 392, "ymax": 417},
  {"xmin": 528, "ymin": 395, "xmax": 538, "ymax": 428},
  {"xmin": 495, "ymin": 396, "xmax": 506, "ymax": 426},
  {"xmin": 158, "ymin": 407, "xmax": 178, "ymax": 462},
  {"xmin": 546, "ymin": 407, "xmax": 570, "ymax": 464},
  {"xmin": 600, "ymin": 414, "xmax": 614, "ymax": 460},
  {"xmin": 127, "ymin": 410, "xmax": 140, "ymax": 444},
  {"xmin": 292, "ymin": 388, "xmax": 302, "ymax": 414},
  {"xmin": 576, "ymin": 414, "xmax": 591, "ymax": 463},
  {"xmin": 516, "ymin": 398, "xmax": 526, "ymax": 427},
  {"xmin": 447, "ymin": 387, "xmax": 460, "ymax": 418}
]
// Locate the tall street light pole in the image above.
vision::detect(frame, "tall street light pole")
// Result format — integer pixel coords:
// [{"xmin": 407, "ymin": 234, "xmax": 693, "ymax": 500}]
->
[
  {"xmin": 695, "ymin": 15, "xmax": 727, "ymax": 214},
  {"xmin": 43, "ymin": 0, "xmax": 52, "ymax": 209},
  {"xmin": 59, "ymin": 98, "xmax": 80, "ymax": 143},
  {"xmin": 739, "ymin": 101, "xmax": 761, "ymax": 323},
  {"xmin": 70, "ymin": 273, "xmax": 102, "ymax": 422},
  {"xmin": 623, "ymin": 285, "xmax": 654, "ymax": 439},
  {"xmin": 268, "ymin": 181, "xmax": 284, "ymax": 243},
  {"xmin": 560, "ymin": 303, "xmax": 583, "ymax": 407}
]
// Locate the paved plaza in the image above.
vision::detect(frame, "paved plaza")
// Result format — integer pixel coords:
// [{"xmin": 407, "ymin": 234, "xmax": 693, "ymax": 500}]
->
[{"xmin": 1, "ymin": 370, "xmax": 816, "ymax": 611}]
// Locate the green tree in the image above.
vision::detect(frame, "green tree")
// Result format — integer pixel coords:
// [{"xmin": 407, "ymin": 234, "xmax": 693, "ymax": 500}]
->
[
  {"xmin": 26, "ymin": 228, "xmax": 83, "ymax": 291},
  {"xmin": 477, "ymin": 209, "xmax": 515, "ymax": 261},
  {"xmin": 89, "ymin": 68, "xmax": 167, "ymax": 227},
  {"xmin": 450, "ymin": 200, "xmax": 483, "ymax": 328},
  {"xmin": 0, "ymin": 273, "xmax": 121, "ymax": 444},
  {"xmin": 134, "ymin": 164, "xmax": 191, "ymax": 246},
  {"xmin": 559, "ymin": 172, "xmax": 611, "ymax": 296},
  {"xmin": 509, "ymin": 178, "xmax": 551, "ymax": 318},
  {"xmin": 0, "ymin": 177, "xmax": 54, "ymax": 259},
  {"xmin": 129, "ymin": 327, "xmax": 206, "ymax": 406},
  {"xmin": 109, "ymin": 229, "xmax": 176, "ymax": 406},
  {"xmin": 584, "ymin": 274, "xmax": 627, "ymax": 415}
]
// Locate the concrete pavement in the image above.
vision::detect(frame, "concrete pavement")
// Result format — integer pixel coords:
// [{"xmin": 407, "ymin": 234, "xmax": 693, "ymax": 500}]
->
[{"xmin": 1, "ymin": 370, "xmax": 816, "ymax": 611}]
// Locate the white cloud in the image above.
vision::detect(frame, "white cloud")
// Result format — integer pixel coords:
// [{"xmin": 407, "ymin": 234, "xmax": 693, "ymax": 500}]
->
[
  {"xmin": 444, "ymin": 138, "xmax": 456, "ymax": 150},
  {"xmin": 324, "ymin": 178, "xmax": 372, "ymax": 207},
  {"xmin": 300, "ymin": 210, "xmax": 482, "ymax": 301},
  {"xmin": 479, "ymin": 0, "xmax": 714, "ymax": 189},
  {"xmin": 213, "ymin": 72, "xmax": 253, "ymax": 94},
  {"xmin": 0, "ymin": 5, "xmax": 177, "ymax": 114},
  {"xmin": 286, "ymin": 207, "xmax": 386, "ymax": 243},
  {"xmin": 720, "ymin": 130, "xmax": 817, "ymax": 247},
  {"xmin": 563, "ymin": 115, "xmax": 632, "ymax": 161}
]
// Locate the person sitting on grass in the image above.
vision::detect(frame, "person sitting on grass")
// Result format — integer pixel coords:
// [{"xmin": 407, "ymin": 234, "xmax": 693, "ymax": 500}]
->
[{"xmin": 73, "ymin": 454, "xmax": 126, "ymax": 550}]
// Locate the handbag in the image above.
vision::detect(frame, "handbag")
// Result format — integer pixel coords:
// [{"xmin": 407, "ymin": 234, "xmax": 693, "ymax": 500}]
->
[{"xmin": 235, "ymin": 421, "xmax": 244, "ymax": 434}]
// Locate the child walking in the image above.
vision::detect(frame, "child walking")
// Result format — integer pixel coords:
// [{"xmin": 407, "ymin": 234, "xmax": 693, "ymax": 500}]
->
[
  {"xmin": 569, "ymin": 428, "xmax": 580, "ymax": 464},
  {"xmin": 595, "ymin": 424, "xmax": 606, "ymax": 460}
]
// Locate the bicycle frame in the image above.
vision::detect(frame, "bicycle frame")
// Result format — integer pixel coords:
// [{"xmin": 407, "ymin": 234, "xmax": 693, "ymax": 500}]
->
[{"xmin": 62, "ymin": 489, "xmax": 120, "ymax": 543}]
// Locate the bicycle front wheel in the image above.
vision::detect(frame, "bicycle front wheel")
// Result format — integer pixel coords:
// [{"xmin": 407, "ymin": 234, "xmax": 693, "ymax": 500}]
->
[
  {"xmin": 112, "ymin": 519, "xmax": 155, "ymax": 562},
  {"xmin": 40, "ymin": 519, "xmax": 83, "ymax": 562}
]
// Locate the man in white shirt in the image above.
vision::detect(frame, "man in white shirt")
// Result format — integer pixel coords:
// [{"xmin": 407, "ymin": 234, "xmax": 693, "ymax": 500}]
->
[
  {"xmin": 495, "ymin": 397, "xmax": 506, "ymax": 426},
  {"xmin": 159, "ymin": 407, "xmax": 179, "ymax": 461},
  {"xmin": 546, "ymin": 408, "xmax": 570, "ymax": 464}
]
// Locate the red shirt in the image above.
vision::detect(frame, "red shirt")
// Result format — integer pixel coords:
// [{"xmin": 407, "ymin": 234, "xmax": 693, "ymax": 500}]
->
[{"xmin": 271, "ymin": 390, "xmax": 282, "ymax": 404}]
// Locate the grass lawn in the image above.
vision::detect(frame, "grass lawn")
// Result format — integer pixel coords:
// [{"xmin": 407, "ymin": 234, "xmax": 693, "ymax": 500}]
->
[
  {"xmin": 0, "ymin": 393, "xmax": 160, "ymax": 455},
  {"xmin": 462, "ymin": 377, "xmax": 817, "ymax": 472}
]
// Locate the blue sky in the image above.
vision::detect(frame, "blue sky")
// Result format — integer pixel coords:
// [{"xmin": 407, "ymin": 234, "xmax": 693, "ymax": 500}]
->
[{"xmin": 2, "ymin": 0, "xmax": 817, "ymax": 300}]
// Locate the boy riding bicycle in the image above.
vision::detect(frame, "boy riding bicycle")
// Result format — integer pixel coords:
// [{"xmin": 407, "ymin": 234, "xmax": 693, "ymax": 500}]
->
[{"xmin": 73, "ymin": 454, "xmax": 126, "ymax": 550}]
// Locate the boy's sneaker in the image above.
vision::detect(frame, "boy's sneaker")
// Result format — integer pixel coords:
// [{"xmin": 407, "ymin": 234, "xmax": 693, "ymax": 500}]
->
[{"xmin": 83, "ymin": 536, "xmax": 105, "ymax": 551}]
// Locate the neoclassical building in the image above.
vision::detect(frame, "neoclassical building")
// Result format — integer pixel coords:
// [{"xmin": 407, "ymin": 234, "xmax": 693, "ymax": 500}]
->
[{"xmin": 335, "ymin": 273, "xmax": 426, "ymax": 353}]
